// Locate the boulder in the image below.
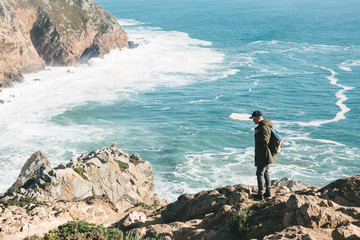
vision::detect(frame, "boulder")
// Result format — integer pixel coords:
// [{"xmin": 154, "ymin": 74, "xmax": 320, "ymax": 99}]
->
[
  {"xmin": 162, "ymin": 184, "xmax": 251, "ymax": 223},
  {"xmin": 11, "ymin": 151, "xmax": 52, "ymax": 189},
  {"xmin": 332, "ymin": 223, "xmax": 360, "ymax": 240},
  {"xmin": 118, "ymin": 211, "xmax": 147, "ymax": 229},
  {"xmin": 263, "ymin": 226, "xmax": 332, "ymax": 240},
  {"xmin": 271, "ymin": 178, "xmax": 309, "ymax": 192},
  {"xmin": 320, "ymin": 175, "xmax": 360, "ymax": 207},
  {"xmin": 8, "ymin": 144, "xmax": 158, "ymax": 212}
]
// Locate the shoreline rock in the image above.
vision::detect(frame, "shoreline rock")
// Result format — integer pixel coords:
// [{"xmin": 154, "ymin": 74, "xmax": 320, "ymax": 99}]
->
[
  {"xmin": 0, "ymin": 0, "xmax": 128, "ymax": 90},
  {"xmin": 124, "ymin": 175, "xmax": 360, "ymax": 240},
  {"xmin": 1, "ymin": 147, "xmax": 359, "ymax": 239},
  {"xmin": 7, "ymin": 144, "xmax": 159, "ymax": 212}
]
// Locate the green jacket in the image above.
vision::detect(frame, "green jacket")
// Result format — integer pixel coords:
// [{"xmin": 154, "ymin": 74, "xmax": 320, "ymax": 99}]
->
[{"xmin": 254, "ymin": 118, "xmax": 277, "ymax": 166}]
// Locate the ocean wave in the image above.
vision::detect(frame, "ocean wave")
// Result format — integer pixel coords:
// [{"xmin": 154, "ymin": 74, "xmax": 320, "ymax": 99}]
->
[
  {"xmin": 0, "ymin": 20, "xmax": 236, "ymax": 194},
  {"xmin": 118, "ymin": 18, "xmax": 146, "ymax": 26},
  {"xmin": 154, "ymin": 147, "xmax": 255, "ymax": 201}
]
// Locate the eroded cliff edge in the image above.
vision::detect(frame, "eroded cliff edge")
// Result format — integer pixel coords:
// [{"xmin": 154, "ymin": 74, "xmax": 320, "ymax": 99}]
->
[
  {"xmin": 1, "ymin": 145, "xmax": 359, "ymax": 239},
  {"xmin": 0, "ymin": 0, "xmax": 128, "ymax": 89}
]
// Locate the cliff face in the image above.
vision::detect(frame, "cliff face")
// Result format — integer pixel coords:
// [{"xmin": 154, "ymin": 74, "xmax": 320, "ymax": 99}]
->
[
  {"xmin": 0, "ymin": 0, "xmax": 128, "ymax": 89},
  {"xmin": 1, "ymin": 146, "xmax": 360, "ymax": 239},
  {"xmin": 126, "ymin": 176, "xmax": 360, "ymax": 240},
  {"xmin": 8, "ymin": 144, "xmax": 158, "ymax": 211},
  {"xmin": 0, "ymin": 144, "xmax": 163, "ymax": 239}
]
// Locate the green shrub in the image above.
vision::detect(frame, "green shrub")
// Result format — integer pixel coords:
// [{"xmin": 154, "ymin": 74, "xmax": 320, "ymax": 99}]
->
[
  {"xmin": 231, "ymin": 207, "xmax": 251, "ymax": 234},
  {"xmin": 5, "ymin": 187, "xmax": 18, "ymax": 196},
  {"xmin": 73, "ymin": 167, "xmax": 85, "ymax": 176},
  {"xmin": 0, "ymin": 197, "xmax": 37, "ymax": 208},
  {"xmin": 44, "ymin": 221, "xmax": 123, "ymax": 240},
  {"xmin": 231, "ymin": 201, "xmax": 266, "ymax": 236},
  {"xmin": 116, "ymin": 161, "xmax": 129, "ymax": 171},
  {"xmin": 43, "ymin": 221, "xmax": 170, "ymax": 240},
  {"xmin": 133, "ymin": 201, "xmax": 154, "ymax": 210},
  {"xmin": 251, "ymin": 200, "xmax": 266, "ymax": 210},
  {"xmin": 125, "ymin": 232, "xmax": 168, "ymax": 240},
  {"xmin": 155, "ymin": 206, "xmax": 167, "ymax": 215},
  {"xmin": 24, "ymin": 234, "xmax": 41, "ymax": 240}
]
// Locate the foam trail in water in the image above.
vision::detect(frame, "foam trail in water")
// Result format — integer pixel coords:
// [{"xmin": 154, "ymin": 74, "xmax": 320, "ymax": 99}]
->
[
  {"xmin": 284, "ymin": 50, "xmax": 355, "ymax": 126},
  {"xmin": 296, "ymin": 66, "xmax": 354, "ymax": 127},
  {"xmin": 189, "ymin": 95, "xmax": 223, "ymax": 104},
  {"xmin": 339, "ymin": 59, "xmax": 360, "ymax": 71},
  {"xmin": 286, "ymin": 136, "xmax": 345, "ymax": 146}
]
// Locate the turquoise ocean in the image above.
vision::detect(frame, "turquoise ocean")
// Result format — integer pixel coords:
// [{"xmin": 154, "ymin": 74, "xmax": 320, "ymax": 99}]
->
[{"xmin": 0, "ymin": 0, "xmax": 360, "ymax": 201}]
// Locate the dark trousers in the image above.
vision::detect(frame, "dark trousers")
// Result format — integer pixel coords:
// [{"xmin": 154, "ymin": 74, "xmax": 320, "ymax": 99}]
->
[{"xmin": 256, "ymin": 164, "xmax": 270, "ymax": 194}]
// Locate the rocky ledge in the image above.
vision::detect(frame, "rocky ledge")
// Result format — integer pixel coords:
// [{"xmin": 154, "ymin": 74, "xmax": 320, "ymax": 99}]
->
[
  {"xmin": 1, "ymin": 146, "xmax": 360, "ymax": 240},
  {"xmin": 0, "ymin": 0, "xmax": 128, "ymax": 89}
]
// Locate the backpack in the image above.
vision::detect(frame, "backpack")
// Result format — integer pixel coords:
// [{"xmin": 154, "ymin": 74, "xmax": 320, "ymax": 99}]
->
[{"xmin": 269, "ymin": 128, "xmax": 284, "ymax": 154}]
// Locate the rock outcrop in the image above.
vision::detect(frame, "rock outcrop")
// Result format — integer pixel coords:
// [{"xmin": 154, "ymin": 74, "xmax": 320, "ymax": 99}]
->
[
  {"xmin": 119, "ymin": 176, "xmax": 360, "ymax": 240},
  {"xmin": 0, "ymin": 195, "xmax": 127, "ymax": 239},
  {"xmin": 0, "ymin": 0, "xmax": 128, "ymax": 89},
  {"xmin": 5, "ymin": 144, "xmax": 158, "ymax": 211},
  {"xmin": 0, "ymin": 144, "xmax": 162, "ymax": 239},
  {"xmin": 10, "ymin": 151, "xmax": 51, "ymax": 190},
  {"xmin": 1, "ymin": 149, "xmax": 360, "ymax": 240}
]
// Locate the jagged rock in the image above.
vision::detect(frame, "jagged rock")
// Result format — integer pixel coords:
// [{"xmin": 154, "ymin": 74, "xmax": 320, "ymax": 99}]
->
[
  {"xmin": 320, "ymin": 175, "xmax": 360, "ymax": 207},
  {"xmin": 8, "ymin": 145, "xmax": 158, "ymax": 213},
  {"xmin": 0, "ymin": 195, "xmax": 127, "ymax": 239},
  {"xmin": 56, "ymin": 163, "xmax": 66, "ymax": 170},
  {"xmin": 3, "ymin": 153, "xmax": 360, "ymax": 240},
  {"xmin": 118, "ymin": 211, "xmax": 147, "ymax": 229},
  {"xmin": 161, "ymin": 184, "xmax": 251, "ymax": 223},
  {"xmin": 128, "ymin": 41, "xmax": 140, "ymax": 49},
  {"xmin": 263, "ymin": 226, "xmax": 332, "ymax": 240},
  {"xmin": 272, "ymin": 178, "xmax": 309, "ymax": 192},
  {"xmin": 11, "ymin": 151, "xmax": 52, "ymax": 189},
  {"xmin": 332, "ymin": 223, "xmax": 360, "ymax": 240},
  {"xmin": 285, "ymin": 194, "xmax": 317, "ymax": 211},
  {"xmin": 0, "ymin": 0, "xmax": 128, "ymax": 89}
]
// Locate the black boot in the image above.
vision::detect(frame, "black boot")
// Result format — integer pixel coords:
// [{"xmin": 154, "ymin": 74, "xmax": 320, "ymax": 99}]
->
[
  {"xmin": 264, "ymin": 191, "xmax": 271, "ymax": 198},
  {"xmin": 252, "ymin": 193, "xmax": 264, "ymax": 200}
]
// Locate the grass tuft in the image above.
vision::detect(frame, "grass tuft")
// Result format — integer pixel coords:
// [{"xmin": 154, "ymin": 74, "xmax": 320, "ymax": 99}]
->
[
  {"xmin": 0, "ymin": 197, "xmax": 37, "ymax": 208},
  {"xmin": 116, "ymin": 161, "xmax": 129, "ymax": 171},
  {"xmin": 73, "ymin": 167, "xmax": 85, "ymax": 176}
]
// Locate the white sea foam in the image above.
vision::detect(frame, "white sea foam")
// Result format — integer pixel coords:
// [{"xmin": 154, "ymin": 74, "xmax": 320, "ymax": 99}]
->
[
  {"xmin": 286, "ymin": 136, "xmax": 345, "ymax": 146},
  {"xmin": 339, "ymin": 59, "xmax": 360, "ymax": 71},
  {"xmin": 249, "ymin": 40, "xmax": 279, "ymax": 45},
  {"xmin": 189, "ymin": 95, "xmax": 223, "ymax": 104},
  {"xmin": 296, "ymin": 66, "xmax": 354, "ymax": 127},
  {"xmin": 229, "ymin": 113, "xmax": 252, "ymax": 121},
  {"xmin": 118, "ymin": 18, "xmax": 145, "ymax": 26},
  {"xmin": 155, "ymin": 147, "xmax": 255, "ymax": 201},
  {"xmin": 0, "ymin": 20, "xmax": 236, "ymax": 193},
  {"xmin": 287, "ymin": 51, "xmax": 354, "ymax": 127}
]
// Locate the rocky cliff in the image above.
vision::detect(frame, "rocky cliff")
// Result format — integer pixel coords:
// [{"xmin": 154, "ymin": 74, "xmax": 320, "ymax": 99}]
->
[
  {"xmin": 1, "ymin": 147, "xmax": 359, "ymax": 239},
  {"xmin": 124, "ymin": 176, "xmax": 360, "ymax": 240},
  {"xmin": 0, "ymin": 144, "xmax": 164, "ymax": 239},
  {"xmin": 0, "ymin": 0, "xmax": 128, "ymax": 89},
  {"xmin": 8, "ymin": 144, "xmax": 159, "ymax": 211}
]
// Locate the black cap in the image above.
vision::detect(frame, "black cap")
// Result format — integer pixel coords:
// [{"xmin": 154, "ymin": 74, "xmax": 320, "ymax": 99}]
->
[{"xmin": 249, "ymin": 110, "xmax": 263, "ymax": 119}]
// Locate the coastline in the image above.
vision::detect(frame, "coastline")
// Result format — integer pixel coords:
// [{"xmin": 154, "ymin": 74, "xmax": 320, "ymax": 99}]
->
[
  {"xmin": 0, "ymin": 146, "xmax": 359, "ymax": 239},
  {"xmin": 0, "ymin": 0, "xmax": 128, "ymax": 90}
]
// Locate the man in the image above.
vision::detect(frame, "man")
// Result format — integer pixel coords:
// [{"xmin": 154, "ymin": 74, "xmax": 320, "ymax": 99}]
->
[{"xmin": 250, "ymin": 110, "xmax": 277, "ymax": 200}]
